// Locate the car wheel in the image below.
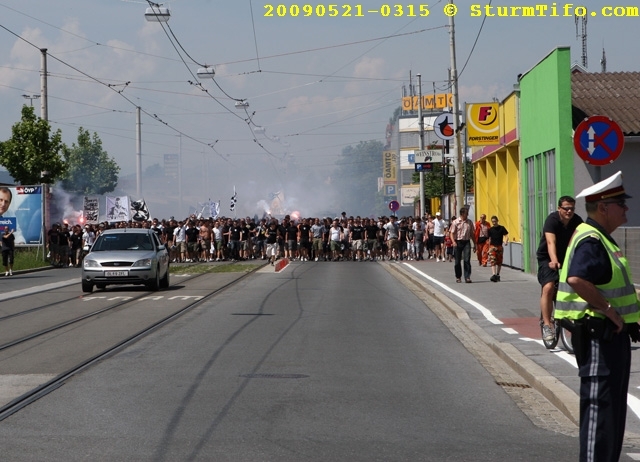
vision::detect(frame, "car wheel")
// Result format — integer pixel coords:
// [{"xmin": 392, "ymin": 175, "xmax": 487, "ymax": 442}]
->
[
  {"xmin": 160, "ymin": 266, "xmax": 170, "ymax": 289},
  {"xmin": 82, "ymin": 281, "xmax": 94, "ymax": 293},
  {"xmin": 146, "ymin": 268, "xmax": 160, "ymax": 291}
]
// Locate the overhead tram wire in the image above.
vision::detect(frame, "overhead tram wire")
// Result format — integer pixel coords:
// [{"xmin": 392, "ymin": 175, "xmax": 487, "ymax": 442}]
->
[
  {"xmin": 0, "ymin": 23, "xmax": 230, "ymax": 164},
  {"xmin": 142, "ymin": 1, "xmax": 283, "ymax": 174}
]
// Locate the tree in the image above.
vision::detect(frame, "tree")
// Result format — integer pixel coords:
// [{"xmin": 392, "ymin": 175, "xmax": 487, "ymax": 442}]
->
[
  {"xmin": 333, "ymin": 140, "xmax": 385, "ymax": 216},
  {"xmin": 61, "ymin": 128, "xmax": 120, "ymax": 195},
  {"xmin": 0, "ymin": 105, "xmax": 66, "ymax": 184},
  {"xmin": 412, "ymin": 157, "xmax": 474, "ymax": 204}
]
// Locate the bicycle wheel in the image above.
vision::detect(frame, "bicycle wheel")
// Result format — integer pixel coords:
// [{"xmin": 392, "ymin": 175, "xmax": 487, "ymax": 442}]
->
[
  {"xmin": 560, "ymin": 325, "xmax": 574, "ymax": 354},
  {"xmin": 540, "ymin": 316, "xmax": 559, "ymax": 349}
]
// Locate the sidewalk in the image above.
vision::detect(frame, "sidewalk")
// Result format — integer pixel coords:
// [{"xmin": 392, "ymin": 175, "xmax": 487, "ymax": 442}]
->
[{"xmin": 384, "ymin": 256, "xmax": 640, "ymax": 448}]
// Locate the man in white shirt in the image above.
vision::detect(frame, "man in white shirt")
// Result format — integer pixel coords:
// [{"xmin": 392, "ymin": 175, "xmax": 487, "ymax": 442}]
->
[{"xmin": 433, "ymin": 212, "xmax": 447, "ymax": 262}]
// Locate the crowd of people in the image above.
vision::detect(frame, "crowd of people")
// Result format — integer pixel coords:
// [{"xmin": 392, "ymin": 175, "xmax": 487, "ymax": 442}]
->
[{"xmin": 43, "ymin": 210, "xmax": 514, "ymax": 277}]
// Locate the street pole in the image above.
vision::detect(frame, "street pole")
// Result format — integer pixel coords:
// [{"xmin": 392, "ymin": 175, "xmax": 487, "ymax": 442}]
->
[
  {"xmin": 417, "ymin": 73, "xmax": 425, "ymax": 217},
  {"xmin": 448, "ymin": 1, "xmax": 464, "ymax": 211},
  {"xmin": 40, "ymin": 48, "xmax": 49, "ymax": 259},
  {"xmin": 136, "ymin": 107, "xmax": 142, "ymax": 198}
]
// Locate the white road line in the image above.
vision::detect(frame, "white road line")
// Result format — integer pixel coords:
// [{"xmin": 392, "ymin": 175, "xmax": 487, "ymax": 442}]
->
[
  {"xmin": 502, "ymin": 327, "xmax": 519, "ymax": 335},
  {"xmin": 520, "ymin": 337, "xmax": 640, "ymax": 422},
  {"xmin": 0, "ymin": 278, "xmax": 78, "ymax": 302},
  {"xmin": 403, "ymin": 263, "xmax": 503, "ymax": 325}
]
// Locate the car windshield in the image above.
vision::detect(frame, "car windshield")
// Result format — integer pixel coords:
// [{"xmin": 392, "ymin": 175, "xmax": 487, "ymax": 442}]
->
[{"xmin": 92, "ymin": 233, "xmax": 154, "ymax": 251}]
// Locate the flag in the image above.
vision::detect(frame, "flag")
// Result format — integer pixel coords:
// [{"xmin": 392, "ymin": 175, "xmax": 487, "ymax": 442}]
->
[
  {"xmin": 131, "ymin": 198, "xmax": 150, "ymax": 222},
  {"xmin": 214, "ymin": 200, "xmax": 220, "ymax": 218},
  {"xmin": 230, "ymin": 186, "xmax": 237, "ymax": 212}
]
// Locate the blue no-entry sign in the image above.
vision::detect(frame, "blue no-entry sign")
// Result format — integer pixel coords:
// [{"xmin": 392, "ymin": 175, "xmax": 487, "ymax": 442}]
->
[{"xmin": 573, "ymin": 115, "xmax": 624, "ymax": 166}]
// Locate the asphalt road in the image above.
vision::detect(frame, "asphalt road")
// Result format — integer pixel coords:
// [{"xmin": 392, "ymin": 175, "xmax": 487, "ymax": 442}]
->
[{"xmin": 0, "ymin": 262, "xmax": 579, "ymax": 461}]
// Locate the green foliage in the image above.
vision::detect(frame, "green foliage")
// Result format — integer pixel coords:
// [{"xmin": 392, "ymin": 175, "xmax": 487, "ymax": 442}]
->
[
  {"xmin": 0, "ymin": 106, "xmax": 66, "ymax": 184},
  {"xmin": 61, "ymin": 128, "xmax": 120, "ymax": 194},
  {"xmin": 333, "ymin": 140, "xmax": 385, "ymax": 216},
  {"xmin": 412, "ymin": 157, "xmax": 474, "ymax": 202}
]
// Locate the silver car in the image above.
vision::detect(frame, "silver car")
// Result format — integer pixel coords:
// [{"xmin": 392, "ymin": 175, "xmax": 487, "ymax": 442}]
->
[{"xmin": 82, "ymin": 228, "xmax": 170, "ymax": 293}]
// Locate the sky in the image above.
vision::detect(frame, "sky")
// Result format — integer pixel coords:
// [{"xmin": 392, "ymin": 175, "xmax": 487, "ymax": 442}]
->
[{"xmin": 0, "ymin": 0, "xmax": 638, "ymax": 217}]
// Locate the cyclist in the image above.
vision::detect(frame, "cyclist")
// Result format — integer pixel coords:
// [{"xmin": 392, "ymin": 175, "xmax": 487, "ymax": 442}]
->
[{"xmin": 536, "ymin": 196, "xmax": 583, "ymax": 342}]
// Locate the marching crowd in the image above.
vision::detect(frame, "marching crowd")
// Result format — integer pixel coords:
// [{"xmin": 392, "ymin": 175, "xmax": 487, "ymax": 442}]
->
[{"xmin": 44, "ymin": 211, "xmax": 509, "ymax": 281}]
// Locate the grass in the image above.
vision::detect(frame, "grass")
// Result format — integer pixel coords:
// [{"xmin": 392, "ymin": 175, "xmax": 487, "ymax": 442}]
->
[
  {"xmin": 169, "ymin": 263, "xmax": 262, "ymax": 275},
  {"xmin": 11, "ymin": 247, "xmax": 51, "ymax": 271}
]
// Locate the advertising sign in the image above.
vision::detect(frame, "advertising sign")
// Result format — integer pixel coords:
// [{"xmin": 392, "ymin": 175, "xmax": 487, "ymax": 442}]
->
[
  {"xmin": 402, "ymin": 93, "xmax": 453, "ymax": 111},
  {"xmin": 383, "ymin": 151, "xmax": 397, "ymax": 184},
  {"xmin": 466, "ymin": 103, "xmax": 500, "ymax": 146},
  {"xmin": 0, "ymin": 185, "xmax": 43, "ymax": 245}
]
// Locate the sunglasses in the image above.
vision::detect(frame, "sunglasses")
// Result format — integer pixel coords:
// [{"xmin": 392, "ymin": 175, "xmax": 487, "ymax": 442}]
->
[
  {"xmin": 559, "ymin": 206, "xmax": 575, "ymax": 212},
  {"xmin": 602, "ymin": 200, "xmax": 627, "ymax": 208}
]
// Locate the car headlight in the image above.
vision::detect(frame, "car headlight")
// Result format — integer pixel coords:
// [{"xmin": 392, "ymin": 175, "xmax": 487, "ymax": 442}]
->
[
  {"xmin": 132, "ymin": 258, "xmax": 153, "ymax": 267},
  {"xmin": 83, "ymin": 259, "xmax": 100, "ymax": 268}
]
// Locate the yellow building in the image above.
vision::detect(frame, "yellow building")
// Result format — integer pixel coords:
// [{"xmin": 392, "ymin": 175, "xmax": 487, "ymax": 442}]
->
[{"xmin": 471, "ymin": 93, "xmax": 521, "ymax": 245}]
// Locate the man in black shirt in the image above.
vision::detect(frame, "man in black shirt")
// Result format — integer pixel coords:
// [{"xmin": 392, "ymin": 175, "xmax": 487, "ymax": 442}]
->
[
  {"xmin": 536, "ymin": 196, "xmax": 583, "ymax": 342},
  {"xmin": 2, "ymin": 226, "xmax": 15, "ymax": 276}
]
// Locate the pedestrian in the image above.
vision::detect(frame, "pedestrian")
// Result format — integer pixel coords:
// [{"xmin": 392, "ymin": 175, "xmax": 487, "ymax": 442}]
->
[
  {"xmin": 449, "ymin": 208, "xmax": 476, "ymax": 283},
  {"xmin": 2, "ymin": 226, "xmax": 15, "ymax": 276},
  {"xmin": 554, "ymin": 171, "xmax": 639, "ymax": 461},
  {"xmin": 537, "ymin": 195, "xmax": 583, "ymax": 342},
  {"xmin": 412, "ymin": 217, "xmax": 425, "ymax": 260},
  {"xmin": 443, "ymin": 228, "xmax": 454, "ymax": 262},
  {"xmin": 384, "ymin": 216, "xmax": 400, "ymax": 261},
  {"xmin": 474, "ymin": 214, "xmax": 490, "ymax": 266},
  {"xmin": 433, "ymin": 212, "xmax": 446, "ymax": 261},
  {"xmin": 486, "ymin": 216, "xmax": 508, "ymax": 282}
]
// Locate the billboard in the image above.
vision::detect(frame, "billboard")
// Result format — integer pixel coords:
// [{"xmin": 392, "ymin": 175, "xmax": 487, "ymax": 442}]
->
[
  {"xmin": 466, "ymin": 103, "xmax": 500, "ymax": 146},
  {"xmin": 383, "ymin": 151, "xmax": 397, "ymax": 184},
  {"xmin": 0, "ymin": 185, "xmax": 43, "ymax": 245}
]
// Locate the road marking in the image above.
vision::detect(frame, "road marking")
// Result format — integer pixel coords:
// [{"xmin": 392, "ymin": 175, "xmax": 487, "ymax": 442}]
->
[
  {"xmin": 502, "ymin": 327, "xmax": 519, "ymax": 335},
  {"xmin": 403, "ymin": 263, "xmax": 503, "ymax": 325},
  {"xmin": 0, "ymin": 279, "xmax": 78, "ymax": 302}
]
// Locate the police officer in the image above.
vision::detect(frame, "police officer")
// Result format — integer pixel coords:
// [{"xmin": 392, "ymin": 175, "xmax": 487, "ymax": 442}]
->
[{"xmin": 555, "ymin": 171, "xmax": 640, "ymax": 461}]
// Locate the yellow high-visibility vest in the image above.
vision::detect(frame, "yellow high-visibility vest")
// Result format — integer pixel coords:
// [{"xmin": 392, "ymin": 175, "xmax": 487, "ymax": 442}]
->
[{"xmin": 555, "ymin": 223, "xmax": 640, "ymax": 323}]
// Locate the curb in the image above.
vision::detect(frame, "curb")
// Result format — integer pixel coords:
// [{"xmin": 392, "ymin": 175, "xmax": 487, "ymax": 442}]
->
[
  {"xmin": 274, "ymin": 258, "xmax": 289, "ymax": 272},
  {"xmin": 384, "ymin": 261, "xmax": 581, "ymax": 426}
]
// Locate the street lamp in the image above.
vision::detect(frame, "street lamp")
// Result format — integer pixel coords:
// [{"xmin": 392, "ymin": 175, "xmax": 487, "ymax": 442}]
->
[
  {"xmin": 145, "ymin": 4, "xmax": 170, "ymax": 22},
  {"xmin": 197, "ymin": 67, "xmax": 215, "ymax": 79},
  {"xmin": 22, "ymin": 94, "xmax": 40, "ymax": 107}
]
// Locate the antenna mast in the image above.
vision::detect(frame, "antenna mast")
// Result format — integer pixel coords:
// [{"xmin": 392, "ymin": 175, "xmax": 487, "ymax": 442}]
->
[{"xmin": 575, "ymin": 12, "xmax": 588, "ymax": 68}]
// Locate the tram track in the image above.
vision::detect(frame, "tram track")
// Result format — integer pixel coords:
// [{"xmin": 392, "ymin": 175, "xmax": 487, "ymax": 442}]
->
[{"xmin": 0, "ymin": 262, "xmax": 266, "ymax": 421}]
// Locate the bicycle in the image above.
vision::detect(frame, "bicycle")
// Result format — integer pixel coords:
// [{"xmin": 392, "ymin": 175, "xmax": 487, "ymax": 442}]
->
[{"xmin": 540, "ymin": 315, "xmax": 574, "ymax": 353}]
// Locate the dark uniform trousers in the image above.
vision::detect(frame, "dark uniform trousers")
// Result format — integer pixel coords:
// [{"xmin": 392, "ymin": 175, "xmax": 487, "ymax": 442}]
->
[{"xmin": 579, "ymin": 330, "xmax": 631, "ymax": 462}]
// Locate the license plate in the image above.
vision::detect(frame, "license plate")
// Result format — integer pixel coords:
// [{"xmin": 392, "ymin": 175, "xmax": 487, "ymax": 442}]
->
[{"xmin": 105, "ymin": 270, "xmax": 128, "ymax": 277}]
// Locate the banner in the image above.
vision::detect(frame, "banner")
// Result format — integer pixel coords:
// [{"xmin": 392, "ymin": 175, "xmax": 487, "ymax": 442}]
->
[
  {"xmin": 466, "ymin": 103, "xmax": 500, "ymax": 146},
  {"xmin": 0, "ymin": 185, "xmax": 43, "ymax": 245},
  {"xmin": 83, "ymin": 196, "xmax": 99, "ymax": 224},
  {"xmin": 106, "ymin": 196, "xmax": 130, "ymax": 222}
]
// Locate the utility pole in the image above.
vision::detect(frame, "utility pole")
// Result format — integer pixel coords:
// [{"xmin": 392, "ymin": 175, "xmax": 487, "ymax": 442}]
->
[
  {"xmin": 136, "ymin": 107, "xmax": 142, "ymax": 198},
  {"xmin": 417, "ymin": 73, "xmax": 425, "ymax": 217},
  {"xmin": 40, "ymin": 48, "xmax": 49, "ymax": 260},
  {"xmin": 448, "ymin": 0, "xmax": 464, "ymax": 211},
  {"xmin": 40, "ymin": 48, "xmax": 48, "ymax": 121}
]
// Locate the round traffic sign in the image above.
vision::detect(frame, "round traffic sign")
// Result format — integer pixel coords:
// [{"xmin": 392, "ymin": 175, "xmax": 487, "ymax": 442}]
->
[
  {"xmin": 433, "ymin": 112, "xmax": 455, "ymax": 140},
  {"xmin": 573, "ymin": 115, "xmax": 624, "ymax": 166},
  {"xmin": 388, "ymin": 200, "xmax": 400, "ymax": 212}
]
